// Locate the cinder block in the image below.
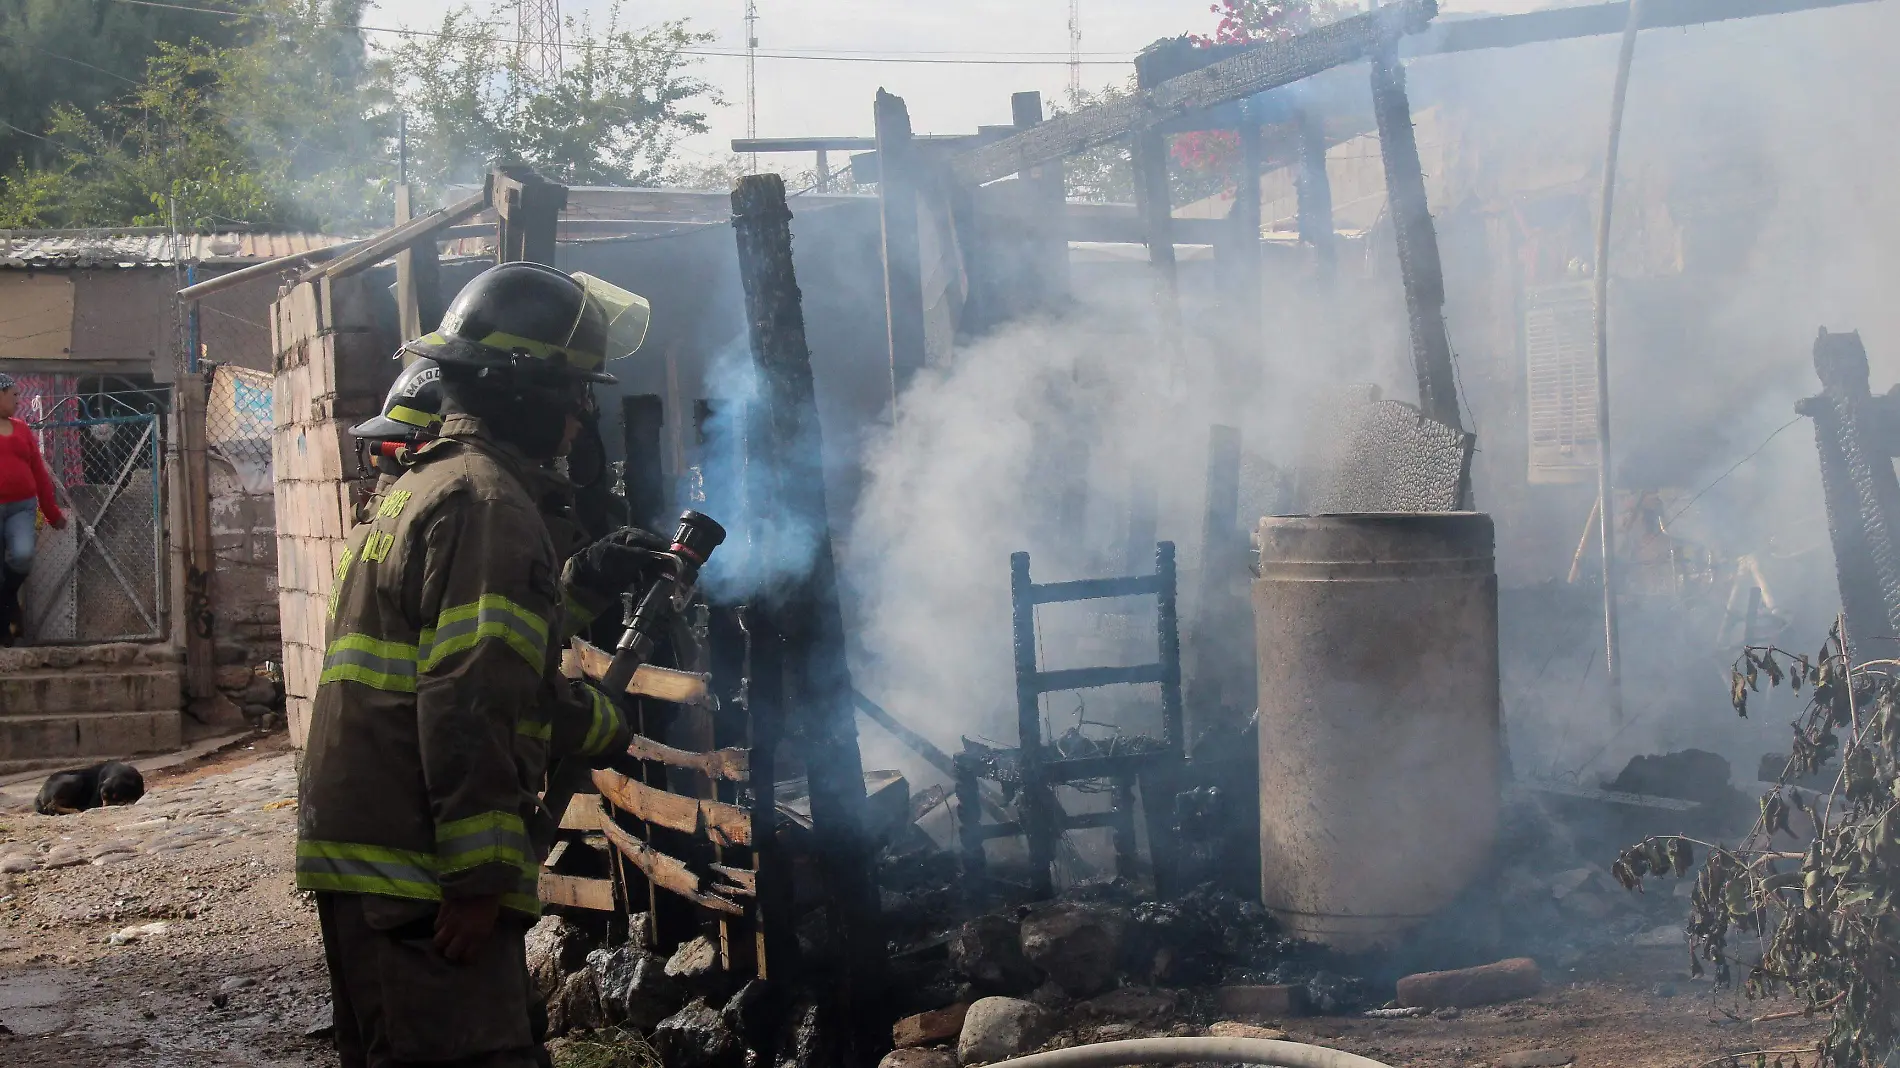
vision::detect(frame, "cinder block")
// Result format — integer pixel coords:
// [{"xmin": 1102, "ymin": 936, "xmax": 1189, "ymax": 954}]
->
[
  {"xmin": 0, "ymin": 710, "xmax": 183, "ymax": 764},
  {"xmin": 0, "ymin": 667, "xmax": 183, "ymax": 716},
  {"xmin": 288, "ymin": 694, "xmax": 312, "ymax": 749},
  {"xmin": 312, "ymin": 334, "xmax": 338, "ymax": 397}
]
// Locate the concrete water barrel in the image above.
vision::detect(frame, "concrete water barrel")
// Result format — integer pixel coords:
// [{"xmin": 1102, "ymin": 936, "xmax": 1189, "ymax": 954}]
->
[{"xmin": 1252, "ymin": 513, "xmax": 1501, "ymax": 952}]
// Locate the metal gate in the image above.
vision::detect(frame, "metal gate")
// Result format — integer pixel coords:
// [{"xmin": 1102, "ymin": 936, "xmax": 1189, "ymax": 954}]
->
[{"xmin": 22, "ymin": 408, "xmax": 166, "ymax": 644}]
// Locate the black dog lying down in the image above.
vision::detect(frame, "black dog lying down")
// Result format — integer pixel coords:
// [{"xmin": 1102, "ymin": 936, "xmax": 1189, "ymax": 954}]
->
[{"xmin": 34, "ymin": 761, "xmax": 145, "ymax": 815}]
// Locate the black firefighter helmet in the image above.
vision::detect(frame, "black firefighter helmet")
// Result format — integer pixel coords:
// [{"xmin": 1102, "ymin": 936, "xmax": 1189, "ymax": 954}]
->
[
  {"xmin": 350, "ymin": 357, "xmax": 446, "ymax": 442},
  {"xmin": 401, "ymin": 261, "xmax": 649, "ymax": 384}
]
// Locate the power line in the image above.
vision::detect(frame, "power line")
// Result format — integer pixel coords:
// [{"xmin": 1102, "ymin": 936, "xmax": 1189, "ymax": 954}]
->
[
  {"xmin": 0, "ymin": 32, "xmax": 141, "ymax": 85},
  {"xmin": 101, "ymin": 0, "xmax": 1138, "ymax": 65}
]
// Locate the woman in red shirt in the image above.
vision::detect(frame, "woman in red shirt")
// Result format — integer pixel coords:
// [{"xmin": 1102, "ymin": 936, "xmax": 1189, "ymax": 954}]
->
[{"xmin": 0, "ymin": 374, "xmax": 69, "ymax": 644}]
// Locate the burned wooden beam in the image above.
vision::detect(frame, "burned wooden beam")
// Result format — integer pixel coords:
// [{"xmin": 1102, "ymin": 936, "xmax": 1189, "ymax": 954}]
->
[
  {"xmin": 731, "ymin": 173, "xmax": 885, "ymax": 1040},
  {"xmin": 876, "ymin": 90, "xmax": 929, "ymax": 406},
  {"xmin": 599, "ymin": 818, "xmax": 747, "ymax": 916},
  {"xmin": 593, "ymin": 768, "xmax": 754, "ymax": 847},
  {"xmin": 950, "ymin": 0, "xmax": 1435, "ymax": 186},
  {"xmin": 1407, "ymin": 0, "xmax": 1877, "ymax": 56},
  {"xmin": 302, "ymin": 190, "xmax": 487, "ymax": 285},
  {"xmin": 1370, "ymin": 41, "xmax": 1463, "ymax": 442},
  {"xmin": 1797, "ymin": 330, "xmax": 1900, "ymax": 660},
  {"xmin": 1294, "ymin": 108, "xmax": 1337, "ymax": 273},
  {"xmin": 493, "ymin": 165, "xmax": 568, "ymax": 265}
]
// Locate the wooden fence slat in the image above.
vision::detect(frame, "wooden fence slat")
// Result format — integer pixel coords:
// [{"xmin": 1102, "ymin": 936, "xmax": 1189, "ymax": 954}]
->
[
  {"xmin": 538, "ymin": 872, "xmax": 616, "ymax": 912},
  {"xmin": 563, "ymin": 639, "xmax": 712, "ymax": 705},
  {"xmin": 558, "ymin": 793, "xmax": 608, "ymax": 832},
  {"xmin": 623, "ymin": 733, "xmax": 752, "ymax": 782},
  {"xmin": 599, "ymin": 818, "xmax": 746, "ymax": 916},
  {"xmin": 593, "ymin": 768, "xmax": 754, "ymax": 847},
  {"xmin": 709, "ymin": 864, "xmax": 759, "ymax": 896}
]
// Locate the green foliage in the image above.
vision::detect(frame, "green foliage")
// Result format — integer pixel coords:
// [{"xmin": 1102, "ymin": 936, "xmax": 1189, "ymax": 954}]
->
[
  {"xmin": 0, "ymin": 0, "xmax": 249, "ymax": 171},
  {"xmin": 0, "ymin": 0, "xmax": 717, "ymax": 232},
  {"xmin": 1617, "ymin": 624, "xmax": 1900, "ymax": 1067},
  {"xmin": 388, "ymin": 2, "xmax": 718, "ymax": 193}
]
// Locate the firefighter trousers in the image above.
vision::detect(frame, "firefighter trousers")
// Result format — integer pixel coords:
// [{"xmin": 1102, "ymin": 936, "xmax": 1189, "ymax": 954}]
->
[{"xmin": 316, "ymin": 892, "xmax": 550, "ymax": 1068}]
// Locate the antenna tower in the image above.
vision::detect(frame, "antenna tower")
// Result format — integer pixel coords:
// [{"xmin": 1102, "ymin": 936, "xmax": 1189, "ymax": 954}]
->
[
  {"xmin": 517, "ymin": 0, "xmax": 563, "ymax": 82},
  {"xmin": 745, "ymin": 0, "xmax": 760, "ymax": 170},
  {"xmin": 1068, "ymin": 0, "xmax": 1082, "ymax": 104}
]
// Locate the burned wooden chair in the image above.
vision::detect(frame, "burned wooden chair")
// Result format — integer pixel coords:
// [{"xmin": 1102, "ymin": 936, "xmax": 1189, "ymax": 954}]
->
[{"xmin": 953, "ymin": 542, "xmax": 1186, "ymax": 899}]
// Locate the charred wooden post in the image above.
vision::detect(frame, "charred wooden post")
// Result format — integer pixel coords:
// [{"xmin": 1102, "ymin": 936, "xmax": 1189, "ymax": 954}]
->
[
  {"xmin": 1369, "ymin": 40, "xmax": 1463, "ymax": 439},
  {"xmin": 1186, "ymin": 425, "xmax": 1249, "ymax": 737},
  {"xmin": 1013, "ymin": 91, "xmax": 1071, "ymax": 306},
  {"xmin": 492, "ymin": 165, "xmax": 567, "ymax": 265},
  {"xmin": 1797, "ymin": 329, "xmax": 1900, "ymax": 660},
  {"xmin": 1009, "ymin": 552, "xmax": 1058, "ymax": 898},
  {"xmin": 620, "ymin": 395, "xmax": 667, "ymax": 530},
  {"xmin": 953, "ymin": 753, "xmax": 990, "ymax": 880},
  {"xmin": 730, "ymin": 173, "xmax": 884, "ymax": 1051},
  {"xmin": 394, "ymin": 184, "xmax": 444, "ymax": 347},
  {"xmin": 1143, "ymin": 541, "xmax": 1186, "ymax": 900},
  {"xmin": 1294, "ymin": 107, "xmax": 1337, "ymax": 275},
  {"xmin": 1234, "ymin": 101, "xmax": 1265, "ymax": 305},
  {"xmin": 876, "ymin": 90, "xmax": 929, "ymax": 410},
  {"xmin": 1131, "ymin": 49, "xmax": 1184, "ymax": 342}
]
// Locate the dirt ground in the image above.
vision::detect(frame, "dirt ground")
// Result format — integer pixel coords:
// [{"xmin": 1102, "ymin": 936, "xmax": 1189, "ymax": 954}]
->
[{"xmin": 0, "ymin": 740, "xmax": 1829, "ymax": 1068}]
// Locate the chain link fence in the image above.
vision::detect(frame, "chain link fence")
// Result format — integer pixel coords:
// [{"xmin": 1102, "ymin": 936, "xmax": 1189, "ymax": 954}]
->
[{"xmin": 16, "ymin": 387, "xmax": 169, "ymax": 644}]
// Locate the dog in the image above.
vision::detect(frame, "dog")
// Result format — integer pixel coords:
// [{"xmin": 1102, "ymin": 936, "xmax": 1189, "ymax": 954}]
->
[{"xmin": 33, "ymin": 761, "xmax": 145, "ymax": 815}]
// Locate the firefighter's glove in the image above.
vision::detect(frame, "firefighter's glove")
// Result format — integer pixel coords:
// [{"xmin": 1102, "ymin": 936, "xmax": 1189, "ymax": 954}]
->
[{"xmin": 569, "ymin": 526, "xmax": 670, "ymax": 599}]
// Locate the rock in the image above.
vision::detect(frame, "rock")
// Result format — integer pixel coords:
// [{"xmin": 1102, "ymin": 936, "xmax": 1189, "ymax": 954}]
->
[
  {"xmin": 42, "ymin": 846, "xmax": 87, "ymax": 869},
  {"xmin": 775, "ymin": 997, "xmax": 832, "ymax": 1068},
  {"xmin": 589, "ymin": 944, "xmax": 686, "ymax": 1032},
  {"xmin": 189, "ymin": 693, "xmax": 247, "ymax": 728},
  {"xmin": 957, "ymin": 997, "xmax": 1050, "ymax": 1066},
  {"xmin": 1497, "ymin": 1050, "xmax": 1575, "ymax": 1068},
  {"xmin": 547, "ymin": 969, "xmax": 604, "ymax": 1037},
  {"xmin": 1653, "ymin": 982, "xmax": 1680, "ymax": 998},
  {"xmin": 1396, "ymin": 958, "xmax": 1543, "ymax": 1009},
  {"xmin": 219, "ymin": 976, "xmax": 257, "ymax": 993},
  {"xmin": 215, "ymin": 644, "xmax": 250, "ymax": 665},
  {"xmin": 1076, "ymin": 987, "xmax": 1178, "ymax": 1025},
  {"xmin": 1633, "ymin": 924, "xmax": 1682, "ymax": 946},
  {"xmin": 894, "ymin": 1003, "xmax": 970, "ymax": 1048},
  {"xmin": 949, "ymin": 915, "xmax": 1040, "ymax": 997},
  {"xmin": 1027, "ymin": 981, "xmax": 1068, "ymax": 1011},
  {"xmin": 665, "ymin": 934, "xmax": 720, "ymax": 979},
  {"xmin": 243, "ymin": 703, "xmax": 275, "ymax": 723},
  {"xmin": 1206, "ymin": 1021, "xmax": 1288, "ymax": 1041},
  {"xmin": 216, "ymin": 665, "xmax": 255, "ymax": 690},
  {"xmin": 525, "ymin": 914, "xmax": 593, "ymax": 1005},
  {"xmin": 652, "ymin": 998, "xmax": 743, "ymax": 1068},
  {"xmin": 1019, "ymin": 902, "xmax": 1126, "ymax": 998},
  {"xmin": 719, "ymin": 980, "xmax": 781, "ymax": 1051},
  {"xmin": 0, "ymin": 854, "xmax": 40, "ymax": 873},
  {"xmin": 882, "ymin": 1049, "xmax": 958, "ymax": 1068},
  {"xmin": 1558, "ymin": 890, "xmax": 1615, "ymax": 920},
  {"xmin": 108, "ymin": 922, "xmax": 170, "ymax": 945},
  {"xmin": 1432, "ymin": 1006, "xmax": 1462, "ymax": 1020},
  {"xmin": 305, "ymin": 1003, "xmax": 336, "ymax": 1040},
  {"xmin": 1213, "ymin": 985, "xmax": 1305, "ymax": 1019}
]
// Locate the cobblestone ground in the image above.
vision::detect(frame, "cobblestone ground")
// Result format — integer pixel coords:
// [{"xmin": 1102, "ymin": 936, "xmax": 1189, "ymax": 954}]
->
[{"xmin": 0, "ymin": 738, "xmax": 338, "ymax": 1067}]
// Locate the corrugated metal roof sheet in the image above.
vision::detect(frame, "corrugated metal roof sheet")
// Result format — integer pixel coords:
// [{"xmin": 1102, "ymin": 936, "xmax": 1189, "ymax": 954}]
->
[{"xmin": 0, "ymin": 230, "xmax": 353, "ymax": 269}]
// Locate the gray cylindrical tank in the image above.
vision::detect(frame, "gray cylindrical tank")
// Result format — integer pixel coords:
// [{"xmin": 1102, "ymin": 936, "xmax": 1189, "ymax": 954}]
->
[{"xmin": 1252, "ymin": 513, "xmax": 1500, "ymax": 952}]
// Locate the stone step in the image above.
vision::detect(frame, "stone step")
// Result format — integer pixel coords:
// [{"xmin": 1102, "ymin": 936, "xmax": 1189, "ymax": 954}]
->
[
  {"xmin": 0, "ymin": 710, "xmax": 183, "ymax": 771},
  {"xmin": 0, "ymin": 667, "xmax": 182, "ymax": 717}
]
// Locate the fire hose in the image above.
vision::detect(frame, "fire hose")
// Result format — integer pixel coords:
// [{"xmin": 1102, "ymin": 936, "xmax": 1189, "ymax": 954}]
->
[{"xmin": 993, "ymin": 1037, "xmax": 1399, "ymax": 1068}]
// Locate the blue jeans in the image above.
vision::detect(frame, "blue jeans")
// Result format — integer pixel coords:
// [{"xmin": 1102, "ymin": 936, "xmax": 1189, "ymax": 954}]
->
[{"xmin": 1, "ymin": 497, "xmax": 38, "ymax": 576}]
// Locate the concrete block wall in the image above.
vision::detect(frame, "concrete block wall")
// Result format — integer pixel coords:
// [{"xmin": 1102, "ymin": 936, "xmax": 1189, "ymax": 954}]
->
[{"xmin": 270, "ymin": 274, "xmax": 398, "ymax": 746}]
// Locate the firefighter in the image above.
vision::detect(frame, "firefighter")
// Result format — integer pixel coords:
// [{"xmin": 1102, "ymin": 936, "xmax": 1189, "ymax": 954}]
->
[
  {"xmin": 347, "ymin": 357, "xmax": 446, "ymax": 524},
  {"xmin": 298, "ymin": 262, "xmax": 667, "ymax": 1068}
]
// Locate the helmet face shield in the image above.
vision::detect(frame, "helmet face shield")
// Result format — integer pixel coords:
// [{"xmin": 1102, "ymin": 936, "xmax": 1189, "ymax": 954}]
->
[{"xmin": 571, "ymin": 272, "xmax": 651, "ymax": 366}]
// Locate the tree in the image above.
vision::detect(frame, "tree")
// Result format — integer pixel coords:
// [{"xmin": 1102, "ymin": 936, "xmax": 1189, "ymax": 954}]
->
[
  {"xmin": 388, "ymin": 1, "xmax": 719, "ymax": 192},
  {"xmin": 0, "ymin": 0, "xmax": 249, "ymax": 173},
  {"xmin": 0, "ymin": 0, "xmax": 389, "ymax": 231}
]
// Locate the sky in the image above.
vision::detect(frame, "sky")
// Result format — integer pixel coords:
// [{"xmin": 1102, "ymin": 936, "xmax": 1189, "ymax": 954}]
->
[{"xmin": 368, "ymin": 0, "xmax": 1533, "ymax": 174}]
